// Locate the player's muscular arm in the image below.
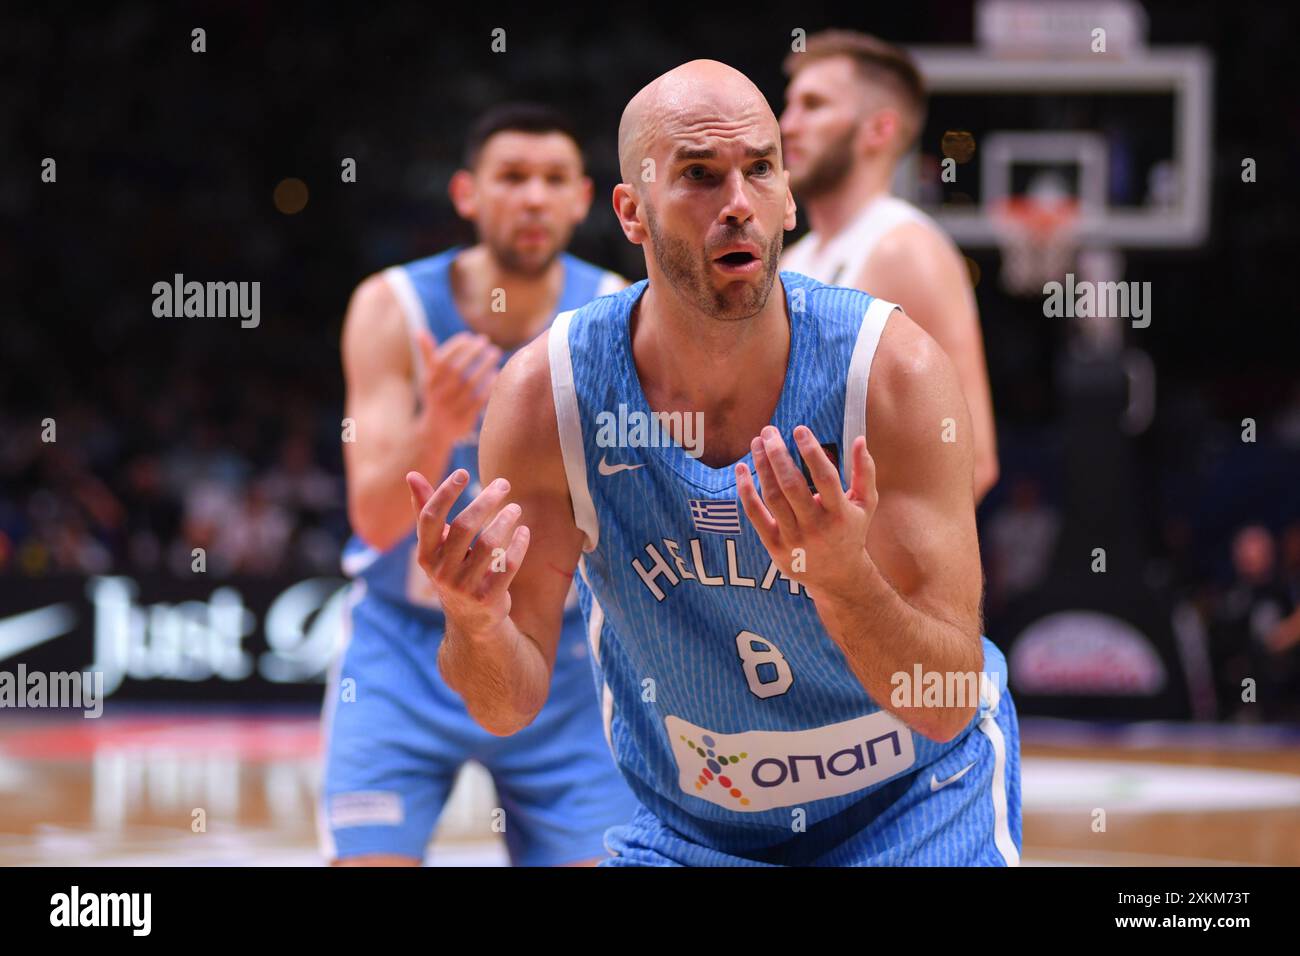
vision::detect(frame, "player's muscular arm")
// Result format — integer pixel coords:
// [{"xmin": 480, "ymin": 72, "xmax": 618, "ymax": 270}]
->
[
  {"xmin": 407, "ymin": 333, "xmax": 584, "ymax": 736},
  {"xmin": 737, "ymin": 314, "xmax": 984, "ymax": 743},
  {"xmin": 857, "ymin": 225, "xmax": 1000, "ymax": 503},
  {"xmin": 342, "ymin": 273, "xmax": 499, "ymax": 551}
]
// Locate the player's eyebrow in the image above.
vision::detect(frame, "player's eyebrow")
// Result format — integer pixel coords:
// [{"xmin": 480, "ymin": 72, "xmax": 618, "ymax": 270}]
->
[{"xmin": 672, "ymin": 143, "xmax": 778, "ymax": 163}]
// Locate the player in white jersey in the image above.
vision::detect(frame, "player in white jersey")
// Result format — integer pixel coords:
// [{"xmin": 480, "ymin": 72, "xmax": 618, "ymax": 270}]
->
[{"xmin": 780, "ymin": 31, "xmax": 1000, "ymax": 502}]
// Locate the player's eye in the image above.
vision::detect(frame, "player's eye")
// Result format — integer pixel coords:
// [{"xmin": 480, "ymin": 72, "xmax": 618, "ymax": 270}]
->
[
  {"xmin": 683, "ymin": 165, "xmax": 711, "ymax": 181},
  {"xmin": 751, "ymin": 160, "xmax": 773, "ymax": 176}
]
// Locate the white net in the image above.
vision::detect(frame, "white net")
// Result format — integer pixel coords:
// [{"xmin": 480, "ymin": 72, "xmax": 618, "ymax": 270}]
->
[{"xmin": 992, "ymin": 196, "xmax": 1080, "ymax": 297}]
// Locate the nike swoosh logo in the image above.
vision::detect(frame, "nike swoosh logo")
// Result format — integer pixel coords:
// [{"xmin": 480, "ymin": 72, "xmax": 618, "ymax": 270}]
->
[
  {"xmin": 930, "ymin": 761, "xmax": 976, "ymax": 792},
  {"xmin": 0, "ymin": 604, "xmax": 78, "ymax": 661},
  {"xmin": 597, "ymin": 455, "xmax": 645, "ymax": 476}
]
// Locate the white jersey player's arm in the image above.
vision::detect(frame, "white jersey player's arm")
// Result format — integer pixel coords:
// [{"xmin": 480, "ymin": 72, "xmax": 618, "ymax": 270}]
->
[
  {"xmin": 341, "ymin": 272, "xmax": 498, "ymax": 551},
  {"xmin": 408, "ymin": 331, "xmax": 583, "ymax": 736},
  {"xmin": 855, "ymin": 223, "xmax": 1000, "ymax": 503}
]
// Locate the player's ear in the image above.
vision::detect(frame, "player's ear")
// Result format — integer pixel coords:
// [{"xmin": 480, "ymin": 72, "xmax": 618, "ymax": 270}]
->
[
  {"xmin": 862, "ymin": 107, "xmax": 901, "ymax": 154},
  {"xmin": 449, "ymin": 169, "xmax": 477, "ymax": 220},
  {"xmin": 612, "ymin": 183, "xmax": 646, "ymax": 245}
]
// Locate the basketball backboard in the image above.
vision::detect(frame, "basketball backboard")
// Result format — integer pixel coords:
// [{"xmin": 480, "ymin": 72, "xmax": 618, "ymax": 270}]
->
[{"xmin": 895, "ymin": 0, "xmax": 1213, "ymax": 252}]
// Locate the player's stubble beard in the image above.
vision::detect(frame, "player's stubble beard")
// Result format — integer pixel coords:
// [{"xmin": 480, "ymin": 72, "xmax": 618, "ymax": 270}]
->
[
  {"xmin": 488, "ymin": 225, "xmax": 566, "ymax": 278},
  {"xmin": 644, "ymin": 202, "xmax": 784, "ymax": 322},
  {"xmin": 787, "ymin": 124, "xmax": 856, "ymax": 199}
]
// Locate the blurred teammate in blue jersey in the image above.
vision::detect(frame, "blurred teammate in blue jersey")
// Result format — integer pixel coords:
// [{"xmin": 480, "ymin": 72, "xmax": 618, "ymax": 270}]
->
[
  {"xmin": 320, "ymin": 103, "xmax": 637, "ymax": 866},
  {"xmin": 406, "ymin": 64, "xmax": 1022, "ymax": 866}
]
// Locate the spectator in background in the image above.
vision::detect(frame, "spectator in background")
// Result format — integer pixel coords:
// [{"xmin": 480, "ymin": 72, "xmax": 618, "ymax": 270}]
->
[
  {"xmin": 216, "ymin": 481, "xmax": 293, "ymax": 576},
  {"xmin": 985, "ymin": 476, "xmax": 1060, "ymax": 611},
  {"xmin": 261, "ymin": 432, "xmax": 338, "ymax": 516},
  {"xmin": 1209, "ymin": 526, "xmax": 1300, "ymax": 722}
]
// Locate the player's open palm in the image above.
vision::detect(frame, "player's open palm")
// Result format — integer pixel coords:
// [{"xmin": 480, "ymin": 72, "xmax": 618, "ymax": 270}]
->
[
  {"xmin": 415, "ymin": 330, "xmax": 501, "ymax": 445},
  {"xmin": 736, "ymin": 425, "xmax": 878, "ymax": 599},
  {"xmin": 406, "ymin": 469, "xmax": 530, "ymax": 635}
]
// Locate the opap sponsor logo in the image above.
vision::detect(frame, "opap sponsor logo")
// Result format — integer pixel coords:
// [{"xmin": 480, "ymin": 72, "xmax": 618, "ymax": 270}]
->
[{"xmin": 665, "ymin": 711, "xmax": 915, "ymax": 813}]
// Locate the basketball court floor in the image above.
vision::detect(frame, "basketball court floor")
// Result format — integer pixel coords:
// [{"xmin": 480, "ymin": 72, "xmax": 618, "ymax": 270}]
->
[{"xmin": 2, "ymin": 708, "xmax": 1297, "ymax": 866}]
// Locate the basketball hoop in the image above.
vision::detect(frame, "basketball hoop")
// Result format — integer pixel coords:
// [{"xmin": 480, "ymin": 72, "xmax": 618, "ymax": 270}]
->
[{"xmin": 991, "ymin": 196, "xmax": 1080, "ymax": 297}]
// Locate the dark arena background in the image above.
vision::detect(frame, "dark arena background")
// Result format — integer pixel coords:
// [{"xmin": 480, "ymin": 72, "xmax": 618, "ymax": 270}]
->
[{"xmin": 1, "ymin": 0, "xmax": 1298, "ymax": 880}]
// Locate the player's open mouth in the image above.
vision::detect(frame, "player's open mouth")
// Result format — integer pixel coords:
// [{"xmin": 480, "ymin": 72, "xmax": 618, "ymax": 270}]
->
[{"xmin": 713, "ymin": 250, "xmax": 762, "ymax": 274}]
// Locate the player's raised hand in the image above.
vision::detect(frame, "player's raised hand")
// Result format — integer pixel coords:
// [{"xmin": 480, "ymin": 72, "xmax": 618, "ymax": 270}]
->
[
  {"xmin": 735, "ymin": 425, "xmax": 878, "ymax": 599},
  {"xmin": 406, "ymin": 468, "xmax": 530, "ymax": 636},
  {"xmin": 414, "ymin": 330, "xmax": 501, "ymax": 444}
]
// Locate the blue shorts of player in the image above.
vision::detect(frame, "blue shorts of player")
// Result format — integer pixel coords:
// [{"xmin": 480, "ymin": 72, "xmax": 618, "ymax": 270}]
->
[
  {"xmin": 602, "ymin": 684, "xmax": 1022, "ymax": 867},
  {"xmin": 320, "ymin": 588, "xmax": 639, "ymax": 865}
]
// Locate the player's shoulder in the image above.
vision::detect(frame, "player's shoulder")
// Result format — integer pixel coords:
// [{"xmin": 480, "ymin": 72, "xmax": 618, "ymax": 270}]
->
[
  {"xmin": 485, "ymin": 330, "xmax": 566, "ymax": 473},
  {"xmin": 499, "ymin": 329, "xmax": 553, "ymax": 400},
  {"xmin": 493, "ymin": 273, "xmax": 640, "ymax": 405},
  {"xmin": 870, "ymin": 306, "xmax": 961, "ymax": 420},
  {"xmin": 869, "ymin": 205, "xmax": 961, "ymax": 274},
  {"xmin": 342, "ymin": 269, "xmax": 406, "ymax": 349},
  {"xmin": 348, "ymin": 247, "xmax": 456, "ymax": 311}
]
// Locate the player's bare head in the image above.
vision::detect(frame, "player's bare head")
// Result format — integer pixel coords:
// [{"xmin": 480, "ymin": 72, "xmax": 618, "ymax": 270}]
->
[
  {"xmin": 614, "ymin": 60, "xmax": 796, "ymax": 322},
  {"xmin": 780, "ymin": 31, "xmax": 926, "ymax": 198},
  {"xmin": 449, "ymin": 103, "xmax": 594, "ymax": 277}
]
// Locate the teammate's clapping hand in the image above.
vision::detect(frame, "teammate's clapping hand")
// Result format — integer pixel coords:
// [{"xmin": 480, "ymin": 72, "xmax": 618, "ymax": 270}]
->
[
  {"xmin": 415, "ymin": 330, "xmax": 501, "ymax": 444},
  {"xmin": 406, "ymin": 468, "xmax": 531, "ymax": 635},
  {"xmin": 736, "ymin": 425, "xmax": 879, "ymax": 601}
]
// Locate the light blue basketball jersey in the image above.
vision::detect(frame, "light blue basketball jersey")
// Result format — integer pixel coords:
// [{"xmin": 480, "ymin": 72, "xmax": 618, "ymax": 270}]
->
[
  {"xmin": 342, "ymin": 247, "xmax": 622, "ymax": 618},
  {"xmin": 548, "ymin": 272, "xmax": 1008, "ymax": 856}
]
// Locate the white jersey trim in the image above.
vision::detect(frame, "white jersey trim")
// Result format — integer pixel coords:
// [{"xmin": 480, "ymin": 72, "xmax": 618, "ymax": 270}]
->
[
  {"xmin": 316, "ymin": 579, "xmax": 366, "ymax": 862},
  {"xmin": 842, "ymin": 297, "xmax": 899, "ymax": 477},
  {"xmin": 340, "ymin": 544, "xmax": 379, "ymax": 577},
  {"xmin": 548, "ymin": 309, "xmax": 600, "ymax": 552},
  {"xmin": 382, "ymin": 265, "xmax": 431, "ymax": 384},
  {"xmin": 579, "ymin": 555, "xmax": 616, "ymax": 753},
  {"xmin": 977, "ymin": 679, "xmax": 1021, "ymax": 866}
]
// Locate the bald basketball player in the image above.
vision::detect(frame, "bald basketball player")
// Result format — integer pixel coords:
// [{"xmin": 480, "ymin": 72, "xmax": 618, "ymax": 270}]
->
[
  {"xmin": 781, "ymin": 31, "xmax": 999, "ymax": 502},
  {"xmin": 322, "ymin": 104, "xmax": 637, "ymax": 866},
  {"xmin": 407, "ymin": 63, "xmax": 1022, "ymax": 866}
]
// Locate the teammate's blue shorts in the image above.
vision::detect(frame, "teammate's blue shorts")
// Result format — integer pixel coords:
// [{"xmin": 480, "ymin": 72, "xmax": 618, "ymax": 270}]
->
[
  {"xmin": 602, "ymin": 680, "xmax": 1022, "ymax": 867},
  {"xmin": 319, "ymin": 585, "xmax": 639, "ymax": 865}
]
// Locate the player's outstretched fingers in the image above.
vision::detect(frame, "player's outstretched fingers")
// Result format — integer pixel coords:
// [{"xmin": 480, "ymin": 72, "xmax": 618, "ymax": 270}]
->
[
  {"xmin": 408, "ymin": 469, "xmax": 468, "ymax": 573},
  {"xmin": 425, "ymin": 333, "xmax": 485, "ymax": 400},
  {"xmin": 462, "ymin": 346, "xmax": 501, "ymax": 400},
  {"xmin": 846, "ymin": 435, "xmax": 878, "ymax": 512},
  {"xmin": 760, "ymin": 426, "xmax": 818, "ymax": 525},
  {"xmin": 460, "ymin": 501, "xmax": 522, "ymax": 587},
  {"xmin": 483, "ymin": 524, "xmax": 531, "ymax": 599},
  {"xmin": 444, "ymin": 333, "xmax": 495, "ymax": 381},
  {"xmin": 793, "ymin": 425, "xmax": 845, "ymax": 512},
  {"xmin": 736, "ymin": 461, "xmax": 781, "ymax": 552},
  {"xmin": 441, "ymin": 476, "xmax": 513, "ymax": 560},
  {"xmin": 750, "ymin": 435, "xmax": 799, "ymax": 536}
]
